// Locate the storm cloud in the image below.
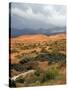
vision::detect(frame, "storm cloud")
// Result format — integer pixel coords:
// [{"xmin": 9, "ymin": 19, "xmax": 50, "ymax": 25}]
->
[{"xmin": 10, "ymin": 3, "xmax": 66, "ymax": 36}]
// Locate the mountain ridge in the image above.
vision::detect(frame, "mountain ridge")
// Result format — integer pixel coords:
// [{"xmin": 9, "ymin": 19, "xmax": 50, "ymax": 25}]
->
[
  {"xmin": 11, "ymin": 33, "xmax": 66, "ymax": 44},
  {"xmin": 10, "ymin": 27, "xmax": 66, "ymax": 37}
]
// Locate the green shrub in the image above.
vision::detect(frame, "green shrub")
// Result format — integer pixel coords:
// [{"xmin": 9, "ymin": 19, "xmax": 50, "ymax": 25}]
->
[
  {"xmin": 16, "ymin": 76, "xmax": 25, "ymax": 83},
  {"xmin": 48, "ymin": 61, "xmax": 53, "ymax": 65},
  {"xmin": 45, "ymin": 67, "xmax": 58, "ymax": 81},
  {"xmin": 10, "ymin": 79, "xmax": 16, "ymax": 87},
  {"xmin": 34, "ymin": 68, "xmax": 45, "ymax": 83},
  {"xmin": 34, "ymin": 68, "xmax": 41, "ymax": 76},
  {"xmin": 11, "ymin": 48, "xmax": 18, "ymax": 53},
  {"xmin": 19, "ymin": 57, "xmax": 30, "ymax": 64}
]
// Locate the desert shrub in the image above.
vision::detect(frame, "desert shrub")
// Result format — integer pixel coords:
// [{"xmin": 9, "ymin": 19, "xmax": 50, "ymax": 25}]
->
[
  {"xmin": 51, "ymin": 47, "xmax": 59, "ymax": 54},
  {"xmin": 24, "ymin": 73, "xmax": 36, "ymax": 84},
  {"xmin": 44, "ymin": 67, "xmax": 58, "ymax": 81},
  {"xmin": 45, "ymin": 53, "xmax": 66, "ymax": 62},
  {"xmin": 19, "ymin": 56, "xmax": 37, "ymax": 64},
  {"xmin": 34, "ymin": 68, "xmax": 41, "ymax": 77},
  {"xmin": 40, "ymin": 47, "xmax": 48, "ymax": 53},
  {"xmin": 11, "ymin": 64, "xmax": 27, "ymax": 72},
  {"xmin": 11, "ymin": 48, "xmax": 18, "ymax": 53},
  {"xmin": 34, "ymin": 68, "xmax": 45, "ymax": 83},
  {"xmin": 31, "ymin": 50, "xmax": 37, "ymax": 53},
  {"xmin": 19, "ymin": 57, "xmax": 30, "ymax": 64},
  {"xmin": 34, "ymin": 67, "xmax": 58, "ymax": 83},
  {"xmin": 11, "ymin": 61, "xmax": 38, "ymax": 72},
  {"xmin": 47, "ymin": 39, "xmax": 66, "ymax": 52},
  {"xmin": 35, "ymin": 53, "xmax": 48, "ymax": 61},
  {"xmin": 33, "ymin": 81, "xmax": 40, "ymax": 86},
  {"xmin": 27, "ymin": 61, "xmax": 38, "ymax": 69},
  {"xmin": 48, "ymin": 61, "xmax": 53, "ymax": 65},
  {"xmin": 15, "ymin": 55, "xmax": 23, "ymax": 59},
  {"xmin": 10, "ymin": 79, "xmax": 16, "ymax": 87},
  {"xmin": 33, "ymin": 51, "xmax": 66, "ymax": 63},
  {"xmin": 16, "ymin": 76, "xmax": 25, "ymax": 83},
  {"xmin": 58, "ymin": 60, "xmax": 66, "ymax": 68}
]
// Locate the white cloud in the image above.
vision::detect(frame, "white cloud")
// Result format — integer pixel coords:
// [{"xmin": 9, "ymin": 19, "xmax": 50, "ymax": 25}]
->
[
  {"xmin": 43, "ymin": 5, "xmax": 66, "ymax": 27},
  {"xmin": 11, "ymin": 4, "xmax": 66, "ymax": 28},
  {"xmin": 48, "ymin": 13, "xmax": 66, "ymax": 27},
  {"xmin": 12, "ymin": 7, "xmax": 44, "ymax": 20}
]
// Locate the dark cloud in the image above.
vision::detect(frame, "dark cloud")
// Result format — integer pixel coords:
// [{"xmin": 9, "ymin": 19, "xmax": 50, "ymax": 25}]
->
[{"xmin": 10, "ymin": 3, "xmax": 66, "ymax": 36}]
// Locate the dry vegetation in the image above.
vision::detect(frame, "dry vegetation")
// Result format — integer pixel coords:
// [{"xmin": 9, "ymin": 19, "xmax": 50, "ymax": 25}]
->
[{"xmin": 9, "ymin": 34, "xmax": 66, "ymax": 87}]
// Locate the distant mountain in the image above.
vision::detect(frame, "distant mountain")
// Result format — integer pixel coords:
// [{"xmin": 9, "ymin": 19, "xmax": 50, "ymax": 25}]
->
[
  {"xmin": 11, "ymin": 33, "xmax": 66, "ymax": 44},
  {"xmin": 10, "ymin": 27, "xmax": 66, "ymax": 37}
]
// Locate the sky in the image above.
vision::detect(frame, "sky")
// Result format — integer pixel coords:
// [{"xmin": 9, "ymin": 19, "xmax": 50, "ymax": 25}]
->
[{"xmin": 10, "ymin": 3, "xmax": 66, "ymax": 35}]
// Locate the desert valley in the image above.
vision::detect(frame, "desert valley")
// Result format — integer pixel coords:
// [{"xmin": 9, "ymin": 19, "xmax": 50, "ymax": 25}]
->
[{"xmin": 10, "ymin": 33, "xmax": 66, "ymax": 87}]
